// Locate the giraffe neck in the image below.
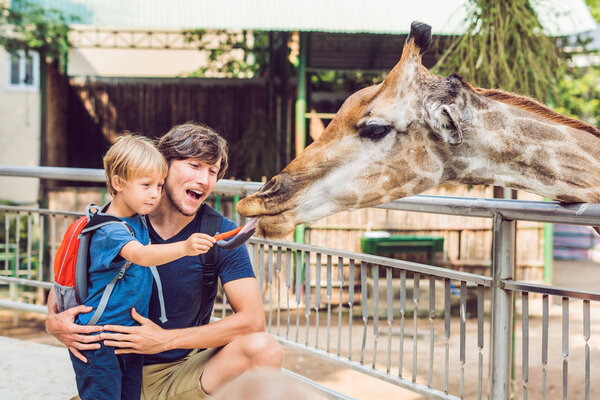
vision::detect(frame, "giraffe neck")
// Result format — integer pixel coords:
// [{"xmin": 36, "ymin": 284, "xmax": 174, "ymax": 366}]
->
[{"xmin": 448, "ymin": 103, "xmax": 600, "ymax": 203}]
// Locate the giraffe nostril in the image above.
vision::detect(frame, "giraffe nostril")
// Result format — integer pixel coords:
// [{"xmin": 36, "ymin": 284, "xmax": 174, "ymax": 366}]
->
[{"xmin": 259, "ymin": 176, "xmax": 279, "ymax": 194}]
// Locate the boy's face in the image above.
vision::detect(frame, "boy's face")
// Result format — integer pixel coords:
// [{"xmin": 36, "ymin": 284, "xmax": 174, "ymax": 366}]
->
[
  {"xmin": 164, "ymin": 157, "xmax": 221, "ymax": 216},
  {"xmin": 113, "ymin": 173, "xmax": 165, "ymax": 216}
]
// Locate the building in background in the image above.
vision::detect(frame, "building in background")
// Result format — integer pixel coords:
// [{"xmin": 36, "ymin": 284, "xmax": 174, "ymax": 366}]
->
[{"xmin": 0, "ymin": 0, "xmax": 596, "ymax": 206}]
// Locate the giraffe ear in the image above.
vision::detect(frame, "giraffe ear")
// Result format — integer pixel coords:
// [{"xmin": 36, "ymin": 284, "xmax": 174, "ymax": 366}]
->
[{"xmin": 428, "ymin": 104, "xmax": 463, "ymax": 146}]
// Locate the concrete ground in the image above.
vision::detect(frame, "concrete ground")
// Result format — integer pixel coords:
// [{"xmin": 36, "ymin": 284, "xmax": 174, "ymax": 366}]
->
[{"xmin": 1, "ymin": 259, "xmax": 599, "ymax": 399}]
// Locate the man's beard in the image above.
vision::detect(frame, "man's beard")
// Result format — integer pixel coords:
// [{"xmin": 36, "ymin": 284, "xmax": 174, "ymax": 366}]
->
[{"xmin": 165, "ymin": 183, "xmax": 200, "ymax": 217}]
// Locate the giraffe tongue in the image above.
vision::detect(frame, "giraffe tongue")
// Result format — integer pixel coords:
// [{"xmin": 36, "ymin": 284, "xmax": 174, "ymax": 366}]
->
[{"xmin": 216, "ymin": 217, "xmax": 259, "ymax": 250}]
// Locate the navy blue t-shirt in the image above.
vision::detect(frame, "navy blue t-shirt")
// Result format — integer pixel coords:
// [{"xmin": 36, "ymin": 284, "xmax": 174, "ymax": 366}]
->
[{"xmin": 144, "ymin": 208, "xmax": 255, "ymax": 365}]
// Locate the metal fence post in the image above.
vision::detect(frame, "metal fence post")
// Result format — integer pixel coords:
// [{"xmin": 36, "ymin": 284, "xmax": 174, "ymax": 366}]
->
[{"xmin": 490, "ymin": 214, "xmax": 515, "ymax": 399}]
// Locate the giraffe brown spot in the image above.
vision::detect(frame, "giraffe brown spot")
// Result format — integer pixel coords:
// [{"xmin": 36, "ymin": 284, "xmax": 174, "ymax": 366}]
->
[
  {"xmin": 411, "ymin": 177, "xmax": 435, "ymax": 194},
  {"xmin": 482, "ymin": 111, "xmax": 507, "ymax": 131},
  {"xmin": 475, "ymin": 178, "xmax": 495, "ymax": 186},
  {"xmin": 410, "ymin": 147, "xmax": 439, "ymax": 173},
  {"xmin": 505, "ymin": 182, "xmax": 529, "ymax": 191},
  {"xmin": 517, "ymin": 149, "xmax": 556, "ymax": 186},
  {"xmin": 442, "ymin": 166, "xmax": 457, "ymax": 180},
  {"xmin": 555, "ymin": 194, "xmax": 582, "ymax": 203},
  {"xmin": 573, "ymin": 131, "xmax": 600, "ymax": 156},
  {"xmin": 489, "ymin": 144, "xmax": 523, "ymax": 165},
  {"xmin": 396, "ymin": 170, "xmax": 419, "ymax": 188},
  {"xmin": 513, "ymin": 119, "xmax": 565, "ymax": 142},
  {"xmin": 338, "ymin": 192, "xmax": 360, "ymax": 208},
  {"xmin": 451, "ymin": 158, "xmax": 468, "ymax": 171}
]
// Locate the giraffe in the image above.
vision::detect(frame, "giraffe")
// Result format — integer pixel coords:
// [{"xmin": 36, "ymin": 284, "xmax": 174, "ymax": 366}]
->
[{"xmin": 236, "ymin": 21, "xmax": 600, "ymax": 238}]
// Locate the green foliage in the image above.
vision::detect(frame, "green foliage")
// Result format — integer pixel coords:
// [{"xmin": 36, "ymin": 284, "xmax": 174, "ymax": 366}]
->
[
  {"xmin": 309, "ymin": 70, "xmax": 386, "ymax": 92},
  {"xmin": 0, "ymin": 1, "xmax": 76, "ymax": 63},
  {"xmin": 555, "ymin": 67, "xmax": 600, "ymax": 125},
  {"xmin": 433, "ymin": 0, "xmax": 565, "ymax": 103},
  {"xmin": 585, "ymin": 0, "xmax": 600, "ymax": 22},
  {"xmin": 554, "ymin": 0, "xmax": 600, "ymax": 125},
  {"xmin": 0, "ymin": 201, "xmax": 32, "ymax": 256},
  {"xmin": 183, "ymin": 30, "xmax": 270, "ymax": 78}
]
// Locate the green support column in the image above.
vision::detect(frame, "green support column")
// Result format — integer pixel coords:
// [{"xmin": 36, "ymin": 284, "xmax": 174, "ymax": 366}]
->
[
  {"xmin": 293, "ymin": 32, "xmax": 308, "ymax": 288},
  {"xmin": 294, "ymin": 32, "xmax": 308, "ymax": 246},
  {"xmin": 294, "ymin": 32, "xmax": 307, "ymax": 159},
  {"xmin": 214, "ymin": 194, "xmax": 221, "ymax": 213},
  {"xmin": 233, "ymin": 195, "xmax": 240, "ymax": 225}
]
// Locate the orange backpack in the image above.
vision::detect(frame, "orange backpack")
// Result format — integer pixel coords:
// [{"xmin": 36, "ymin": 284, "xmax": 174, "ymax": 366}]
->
[{"xmin": 53, "ymin": 204, "xmax": 134, "ymax": 324}]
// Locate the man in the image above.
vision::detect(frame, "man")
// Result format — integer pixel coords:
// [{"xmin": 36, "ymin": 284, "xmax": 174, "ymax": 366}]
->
[{"xmin": 46, "ymin": 122, "xmax": 282, "ymax": 398}]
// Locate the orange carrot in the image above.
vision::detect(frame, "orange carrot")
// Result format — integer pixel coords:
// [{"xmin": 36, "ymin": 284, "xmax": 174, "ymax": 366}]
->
[{"xmin": 214, "ymin": 226, "xmax": 244, "ymax": 241}]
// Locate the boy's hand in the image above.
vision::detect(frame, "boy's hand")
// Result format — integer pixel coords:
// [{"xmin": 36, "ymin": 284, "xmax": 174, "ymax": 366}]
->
[{"xmin": 184, "ymin": 233, "xmax": 216, "ymax": 256}]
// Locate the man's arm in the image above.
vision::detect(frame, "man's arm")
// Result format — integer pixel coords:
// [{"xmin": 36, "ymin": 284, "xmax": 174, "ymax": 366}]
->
[
  {"xmin": 45, "ymin": 288, "xmax": 103, "ymax": 362},
  {"xmin": 100, "ymin": 277, "xmax": 264, "ymax": 354}
]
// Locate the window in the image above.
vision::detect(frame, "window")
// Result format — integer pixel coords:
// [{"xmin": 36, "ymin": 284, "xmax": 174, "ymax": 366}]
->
[{"xmin": 7, "ymin": 50, "xmax": 39, "ymax": 90}]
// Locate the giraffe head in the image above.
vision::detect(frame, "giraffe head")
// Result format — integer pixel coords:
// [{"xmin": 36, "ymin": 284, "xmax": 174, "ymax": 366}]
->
[{"xmin": 237, "ymin": 22, "xmax": 479, "ymax": 237}]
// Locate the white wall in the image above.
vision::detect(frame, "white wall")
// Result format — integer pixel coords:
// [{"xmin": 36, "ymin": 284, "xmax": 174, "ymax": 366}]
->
[
  {"xmin": 68, "ymin": 47, "xmax": 210, "ymax": 77},
  {"xmin": 0, "ymin": 48, "xmax": 41, "ymax": 205}
]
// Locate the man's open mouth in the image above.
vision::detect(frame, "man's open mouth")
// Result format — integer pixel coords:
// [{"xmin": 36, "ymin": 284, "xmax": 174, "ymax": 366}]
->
[{"xmin": 186, "ymin": 189, "xmax": 203, "ymax": 201}]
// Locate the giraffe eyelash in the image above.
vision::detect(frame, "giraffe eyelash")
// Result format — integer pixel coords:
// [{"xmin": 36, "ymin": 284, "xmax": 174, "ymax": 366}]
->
[{"xmin": 358, "ymin": 124, "xmax": 392, "ymax": 140}]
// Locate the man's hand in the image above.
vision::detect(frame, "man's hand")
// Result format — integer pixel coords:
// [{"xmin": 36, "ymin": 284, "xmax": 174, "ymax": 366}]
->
[
  {"xmin": 100, "ymin": 307, "xmax": 170, "ymax": 355},
  {"xmin": 45, "ymin": 304, "xmax": 103, "ymax": 363}
]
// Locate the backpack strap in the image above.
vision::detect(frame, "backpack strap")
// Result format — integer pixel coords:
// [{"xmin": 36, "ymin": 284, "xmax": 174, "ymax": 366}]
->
[
  {"xmin": 88, "ymin": 261, "xmax": 130, "ymax": 326},
  {"xmin": 80, "ymin": 203, "xmax": 138, "ymax": 326},
  {"xmin": 136, "ymin": 213, "xmax": 169, "ymax": 324},
  {"xmin": 199, "ymin": 204, "xmax": 223, "ymax": 325}
]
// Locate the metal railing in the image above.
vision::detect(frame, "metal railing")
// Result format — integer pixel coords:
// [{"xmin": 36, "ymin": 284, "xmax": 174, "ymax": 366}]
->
[{"xmin": 2, "ymin": 165, "xmax": 600, "ymax": 399}]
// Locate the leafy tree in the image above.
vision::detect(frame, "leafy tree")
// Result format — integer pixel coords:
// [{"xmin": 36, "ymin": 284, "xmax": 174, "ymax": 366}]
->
[
  {"xmin": 183, "ymin": 30, "xmax": 270, "ymax": 78},
  {"xmin": 554, "ymin": 0, "xmax": 600, "ymax": 125},
  {"xmin": 433, "ymin": 0, "xmax": 565, "ymax": 103},
  {"xmin": 585, "ymin": 0, "xmax": 600, "ymax": 21},
  {"xmin": 0, "ymin": 1, "xmax": 76, "ymax": 68}
]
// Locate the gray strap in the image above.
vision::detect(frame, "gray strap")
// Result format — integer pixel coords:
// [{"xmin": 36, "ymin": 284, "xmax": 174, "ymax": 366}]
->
[
  {"xmin": 87, "ymin": 262, "xmax": 130, "ymax": 326},
  {"xmin": 150, "ymin": 266, "xmax": 168, "ymax": 323}
]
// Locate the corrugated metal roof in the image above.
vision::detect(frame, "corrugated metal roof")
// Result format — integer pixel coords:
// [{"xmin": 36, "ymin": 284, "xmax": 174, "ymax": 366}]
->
[{"xmin": 29, "ymin": 0, "xmax": 596, "ymax": 36}]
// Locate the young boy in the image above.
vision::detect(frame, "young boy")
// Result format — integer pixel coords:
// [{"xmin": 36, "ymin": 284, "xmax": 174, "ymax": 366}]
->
[{"xmin": 69, "ymin": 134, "xmax": 216, "ymax": 400}]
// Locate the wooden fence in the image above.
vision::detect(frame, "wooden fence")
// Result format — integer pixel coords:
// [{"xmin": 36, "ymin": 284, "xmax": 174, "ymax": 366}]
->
[
  {"xmin": 307, "ymin": 184, "xmax": 546, "ymax": 280},
  {"xmin": 61, "ymin": 77, "xmax": 279, "ymax": 180}
]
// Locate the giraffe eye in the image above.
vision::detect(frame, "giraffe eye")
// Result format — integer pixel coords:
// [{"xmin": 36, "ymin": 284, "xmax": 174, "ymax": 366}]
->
[{"xmin": 358, "ymin": 124, "xmax": 392, "ymax": 140}]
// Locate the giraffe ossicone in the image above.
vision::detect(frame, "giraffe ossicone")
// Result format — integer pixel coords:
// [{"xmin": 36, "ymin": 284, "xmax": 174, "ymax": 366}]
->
[{"xmin": 237, "ymin": 21, "xmax": 600, "ymax": 238}]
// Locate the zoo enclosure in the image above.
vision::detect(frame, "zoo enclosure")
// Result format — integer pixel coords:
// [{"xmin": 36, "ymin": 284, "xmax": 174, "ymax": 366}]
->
[{"xmin": 1, "ymin": 166, "xmax": 600, "ymax": 400}]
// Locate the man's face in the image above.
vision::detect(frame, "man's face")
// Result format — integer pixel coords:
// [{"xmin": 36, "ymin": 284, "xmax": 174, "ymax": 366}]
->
[{"xmin": 164, "ymin": 158, "xmax": 221, "ymax": 216}]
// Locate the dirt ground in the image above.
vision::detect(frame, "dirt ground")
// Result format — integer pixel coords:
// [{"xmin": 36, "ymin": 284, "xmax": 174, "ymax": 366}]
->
[{"xmin": 1, "ymin": 259, "xmax": 600, "ymax": 399}]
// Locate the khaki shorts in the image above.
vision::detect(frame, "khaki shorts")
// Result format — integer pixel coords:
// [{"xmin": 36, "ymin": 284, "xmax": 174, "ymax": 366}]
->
[{"xmin": 141, "ymin": 348, "xmax": 218, "ymax": 400}]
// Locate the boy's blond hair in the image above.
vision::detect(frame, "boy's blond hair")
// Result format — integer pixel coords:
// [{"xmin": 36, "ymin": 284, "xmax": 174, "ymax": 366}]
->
[{"xmin": 103, "ymin": 134, "xmax": 168, "ymax": 197}]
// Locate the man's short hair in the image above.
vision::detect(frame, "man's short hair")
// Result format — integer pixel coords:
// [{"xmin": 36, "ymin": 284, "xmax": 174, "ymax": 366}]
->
[
  {"xmin": 158, "ymin": 122, "xmax": 229, "ymax": 180},
  {"xmin": 103, "ymin": 134, "xmax": 168, "ymax": 197}
]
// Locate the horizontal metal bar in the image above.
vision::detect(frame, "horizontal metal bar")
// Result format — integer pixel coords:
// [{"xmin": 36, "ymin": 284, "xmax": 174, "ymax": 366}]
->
[
  {"xmin": 0, "ymin": 276, "xmax": 53, "ymax": 289},
  {"xmin": 0, "ymin": 165, "xmax": 263, "ymax": 196},
  {"xmin": 250, "ymin": 237, "xmax": 492, "ymax": 286},
  {"xmin": 502, "ymin": 280, "xmax": 600, "ymax": 302},
  {"xmin": 0, "ymin": 165, "xmax": 105, "ymax": 182},
  {"xmin": 0, "ymin": 299, "xmax": 48, "ymax": 314},
  {"xmin": 281, "ymin": 369, "xmax": 356, "ymax": 400},
  {"xmin": 377, "ymin": 195, "xmax": 600, "ymax": 226},
  {"xmin": 278, "ymin": 338, "xmax": 461, "ymax": 400},
  {"xmin": 3, "ymin": 166, "xmax": 600, "ymax": 225},
  {"xmin": 0, "ymin": 205, "xmax": 83, "ymax": 218}
]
